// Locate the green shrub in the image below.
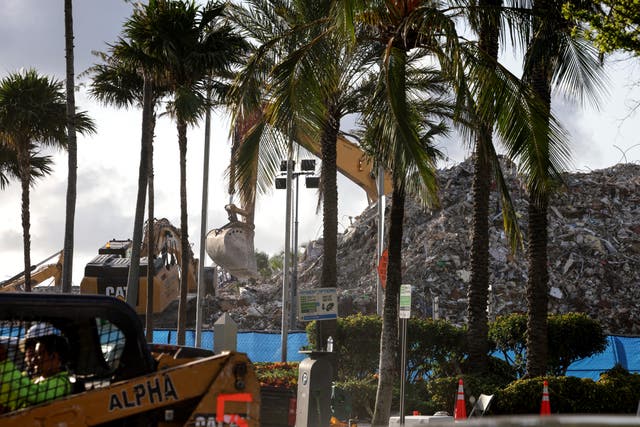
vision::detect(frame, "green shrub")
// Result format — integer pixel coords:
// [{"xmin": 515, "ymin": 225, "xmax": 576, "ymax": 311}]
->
[
  {"xmin": 489, "ymin": 368, "xmax": 640, "ymax": 415},
  {"xmin": 307, "ymin": 314, "xmax": 381, "ymax": 379},
  {"xmin": 489, "ymin": 312, "xmax": 607, "ymax": 376},
  {"xmin": 407, "ymin": 318, "xmax": 467, "ymax": 381},
  {"xmin": 547, "ymin": 313, "xmax": 608, "ymax": 375},
  {"xmin": 332, "ymin": 377, "xmax": 378, "ymax": 420},
  {"xmin": 425, "ymin": 362, "xmax": 515, "ymax": 417},
  {"xmin": 307, "ymin": 315, "xmax": 468, "ymax": 381}
]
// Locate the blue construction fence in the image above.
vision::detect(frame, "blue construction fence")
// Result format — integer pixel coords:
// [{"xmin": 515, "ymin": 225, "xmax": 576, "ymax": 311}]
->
[
  {"xmin": 151, "ymin": 329, "xmax": 309, "ymax": 362},
  {"xmin": 151, "ymin": 330, "xmax": 640, "ymax": 379}
]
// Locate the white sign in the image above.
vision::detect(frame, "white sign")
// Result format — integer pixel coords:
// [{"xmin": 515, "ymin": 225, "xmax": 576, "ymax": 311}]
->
[
  {"xmin": 399, "ymin": 284, "xmax": 412, "ymax": 319},
  {"xmin": 297, "ymin": 288, "xmax": 338, "ymax": 322}
]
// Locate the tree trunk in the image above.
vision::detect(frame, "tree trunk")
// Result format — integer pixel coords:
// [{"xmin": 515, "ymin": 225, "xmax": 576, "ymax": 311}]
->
[
  {"xmin": 467, "ymin": 0, "xmax": 501, "ymax": 374},
  {"xmin": 525, "ymin": 0, "xmax": 553, "ymax": 377},
  {"xmin": 62, "ymin": 0, "xmax": 77, "ymax": 293},
  {"xmin": 145, "ymin": 112, "xmax": 156, "ymax": 342},
  {"xmin": 525, "ymin": 195, "xmax": 549, "ymax": 377},
  {"xmin": 372, "ymin": 181, "xmax": 404, "ymax": 427},
  {"xmin": 176, "ymin": 118, "xmax": 190, "ymax": 346},
  {"xmin": 316, "ymin": 103, "xmax": 340, "ymax": 351},
  {"xmin": 18, "ymin": 145, "xmax": 32, "ymax": 292},
  {"xmin": 126, "ymin": 74, "xmax": 152, "ymax": 309}
]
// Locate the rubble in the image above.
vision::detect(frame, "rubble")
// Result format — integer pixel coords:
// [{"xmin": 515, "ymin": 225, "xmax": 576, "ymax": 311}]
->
[{"xmin": 206, "ymin": 160, "xmax": 640, "ymax": 335}]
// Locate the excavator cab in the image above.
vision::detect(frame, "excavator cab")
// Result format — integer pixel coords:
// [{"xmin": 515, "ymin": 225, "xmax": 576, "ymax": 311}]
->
[
  {"xmin": 0, "ymin": 293, "xmax": 260, "ymax": 426},
  {"xmin": 206, "ymin": 204, "xmax": 258, "ymax": 280}
]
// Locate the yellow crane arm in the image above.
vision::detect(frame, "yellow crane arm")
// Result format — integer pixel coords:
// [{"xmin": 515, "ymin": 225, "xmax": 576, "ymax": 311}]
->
[
  {"xmin": 295, "ymin": 131, "xmax": 392, "ymax": 204},
  {"xmin": 0, "ymin": 251, "xmax": 63, "ymax": 292}
]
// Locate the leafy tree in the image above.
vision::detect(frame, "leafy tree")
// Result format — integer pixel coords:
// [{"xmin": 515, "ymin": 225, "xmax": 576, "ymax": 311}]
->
[
  {"xmin": 0, "ymin": 69, "xmax": 94, "ymax": 291},
  {"xmin": 120, "ymin": 0, "xmax": 247, "ymax": 345},
  {"xmin": 564, "ymin": 1, "xmax": 640, "ymax": 55}
]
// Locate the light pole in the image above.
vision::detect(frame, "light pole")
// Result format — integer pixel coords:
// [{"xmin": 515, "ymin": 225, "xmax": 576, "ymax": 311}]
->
[{"xmin": 276, "ymin": 159, "xmax": 319, "ymax": 330}]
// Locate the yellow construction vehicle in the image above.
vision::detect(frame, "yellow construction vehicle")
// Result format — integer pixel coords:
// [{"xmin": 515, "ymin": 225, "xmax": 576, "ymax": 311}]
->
[
  {"xmin": 0, "ymin": 292, "xmax": 260, "ymax": 426},
  {"xmin": 0, "ymin": 251, "xmax": 63, "ymax": 293},
  {"xmin": 80, "ymin": 218, "xmax": 200, "ymax": 317}
]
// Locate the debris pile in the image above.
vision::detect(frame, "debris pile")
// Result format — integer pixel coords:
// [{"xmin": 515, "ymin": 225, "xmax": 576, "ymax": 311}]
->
[{"xmin": 207, "ymin": 160, "xmax": 640, "ymax": 334}]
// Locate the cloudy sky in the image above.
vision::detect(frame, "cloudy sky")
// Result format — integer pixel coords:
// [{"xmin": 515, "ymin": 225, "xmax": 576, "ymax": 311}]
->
[{"xmin": 1, "ymin": 1, "xmax": 639, "ymax": 284}]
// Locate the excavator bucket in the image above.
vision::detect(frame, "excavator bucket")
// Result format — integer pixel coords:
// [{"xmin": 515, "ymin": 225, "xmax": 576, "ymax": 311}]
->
[{"xmin": 206, "ymin": 224, "xmax": 259, "ymax": 280}]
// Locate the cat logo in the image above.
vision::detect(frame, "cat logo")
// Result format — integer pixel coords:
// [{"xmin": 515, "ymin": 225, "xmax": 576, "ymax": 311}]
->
[{"xmin": 105, "ymin": 286, "xmax": 127, "ymax": 301}]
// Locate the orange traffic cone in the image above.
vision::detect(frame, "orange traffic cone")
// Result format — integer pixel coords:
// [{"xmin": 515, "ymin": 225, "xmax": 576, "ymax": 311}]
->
[
  {"xmin": 454, "ymin": 378, "xmax": 467, "ymax": 420},
  {"xmin": 540, "ymin": 380, "xmax": 551, "ymax": 416}
]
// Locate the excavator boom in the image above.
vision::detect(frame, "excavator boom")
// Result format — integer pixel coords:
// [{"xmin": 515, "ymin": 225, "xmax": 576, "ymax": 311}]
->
[
  {"xmin": 0, "ymin": 251, "xmax": 63, "ymax": 292},
  {"xmin": 296, "ymin": 131, "xmax": 392, "ymax": 203}
]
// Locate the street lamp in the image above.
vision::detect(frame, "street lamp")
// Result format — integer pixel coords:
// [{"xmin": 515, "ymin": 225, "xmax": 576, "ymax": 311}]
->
[{"xmin": 276, "ymin": 159, "xmax": 319, "ymax": 330}]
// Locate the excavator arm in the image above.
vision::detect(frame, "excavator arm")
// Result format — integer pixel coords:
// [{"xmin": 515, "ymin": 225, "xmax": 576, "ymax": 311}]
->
[
  {"xmin": 0, "ymin": 251, "xmax": 63, "ymax": 292},
  {"xmin": 295, "ymin": 131, "xmax": 392, "ymax": 204}
]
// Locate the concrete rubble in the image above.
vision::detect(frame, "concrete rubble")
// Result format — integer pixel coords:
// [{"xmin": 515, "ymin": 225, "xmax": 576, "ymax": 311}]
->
[{"xmin": 206, "ymin": 159, "xmax": 640, "ymax": 335}]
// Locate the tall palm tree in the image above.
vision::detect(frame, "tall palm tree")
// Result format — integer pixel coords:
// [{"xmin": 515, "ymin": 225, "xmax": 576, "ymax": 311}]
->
[
  {"xmin": 0, "ymin": 69, "xmax": 95, "ymax": 292},
  {"xmin": 360, "ymin": 48, "xmax": 452, "ymax": 425},
  {"xmin": 123, "ymin": 0, "xmax": 247, "ymax": 344},
  {"xmin": 462, "ymin": 0, "xmax": 535, "ymax": 374},
  {"xmin": 87, "ymin": 42, "xmax": 167, "ymax": 336},
  {"xmin": 521, "ymin": 0, "xmax": 606, "ymax": 377},
  {"xmin": 61, "ymin": 0, "xmax": 78, "ymax": 293},
  {"xmin": 228, "ymin": 0, "xmax": 382, "ymax": 348}
]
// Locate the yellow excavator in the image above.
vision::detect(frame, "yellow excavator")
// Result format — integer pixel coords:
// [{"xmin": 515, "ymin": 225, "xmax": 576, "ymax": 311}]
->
[
  {"xmin": 206, "ymin": 130, "xmax": 392, "ymax": 279},
  {"xmin": 0, "ymin": 251, "xmax": 64, "ymax": 293},
  {"xmin": 80, "ymin": 218, "xmax": 201, "ymax": 317},
  {"xmin": 0, "ymin": 292, "xmax": 260, "ymax": 426}
]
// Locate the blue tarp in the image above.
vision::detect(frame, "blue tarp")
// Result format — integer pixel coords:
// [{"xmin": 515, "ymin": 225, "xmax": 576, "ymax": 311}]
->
[
  {"xmin": 566, "ymin": 335, "xmax": 640, "ymax": 380},
  {"xmin": 151, "ymin": 329, "xmax": 309, "ymax": 362}
]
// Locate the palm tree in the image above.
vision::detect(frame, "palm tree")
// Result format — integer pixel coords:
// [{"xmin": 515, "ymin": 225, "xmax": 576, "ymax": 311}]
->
[
  {"xmin": 87, "ymin": 40, "xmax": 167, "ymax": 337},
  {"xmin": 462, "ymin": 0, "xmax": 534, "ymax": 374},
  {"xmin": 123, "ymin": 0, "xmax": 247, "ymax": 345},
  {"xmin": 521, "ymin": 0, "xmax": 606, "ymax": 377},
  {"xmin": 61, "ymin": 0, "xmax": 78, "ymax": 293},
  {"xmin": 0, "ymin": 69, "xmax": 95, "ymax": 292},
  {"xmin": 227, "ymin": 0, "xmax": 383, "ymax": 349},
  {"xmin": 360, "ymin": 49, "xmax": 452, "ymax": 425}
]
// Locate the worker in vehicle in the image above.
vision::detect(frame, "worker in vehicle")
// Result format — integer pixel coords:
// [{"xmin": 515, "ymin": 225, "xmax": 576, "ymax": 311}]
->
[{"xmin": 0, "ymin": 324, "xmax": 71, "ymax": 412}]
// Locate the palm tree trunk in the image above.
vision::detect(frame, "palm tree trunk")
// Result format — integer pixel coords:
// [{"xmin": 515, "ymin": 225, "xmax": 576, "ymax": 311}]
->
[
  {"xmin": 145, "ymin": 112, "xmax": 156, "ymax": 342},
  {"xmin": 372, "ymin": 181, "xmax": 404, "ymax": 427},
  {"xmin": 62, "ymin": 0, "xmax": 77, "ymax": 293},
  {"xmin": 468, "ymin": 133, "xmax": 492, "ymax": 372},
  {"xmin": 126, "ymin": 74, "xmax": 152, "ymax": 309},
  {"xmin": 467, "ymin": 0, "xmax": 501, "ymax": 374},
  {"xmin": 525, "ymin": 0, "xmax": 553, "ymax": 377},
  {"xmin": 525, "ymin": 194, "xmax": 549, "ymax": 377},
  {"xmin": 177, "ymin": 118, "xmax": 190, "ymax": 346},
  {"xmin": 17, "ymin": 146, "xmax": 32, "ymax": 292},
  {"xmin": 316, "ymin": 103, "xmax": 340, "ymax": 351}
]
